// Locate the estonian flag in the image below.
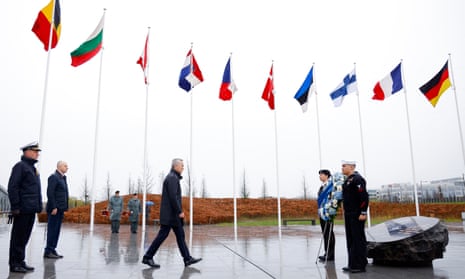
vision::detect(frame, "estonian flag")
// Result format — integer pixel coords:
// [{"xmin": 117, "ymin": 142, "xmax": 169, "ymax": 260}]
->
[
  {"xmin": 329, "ymin": 69, "xmax": 358, "ymax": 107},
  {"xmin": 294, "ymin": 66, "xmax": 315, "ymax": 112},
  {"xmin": 179, "ymin": 49, "xmax": 204, "ymax": 92}
]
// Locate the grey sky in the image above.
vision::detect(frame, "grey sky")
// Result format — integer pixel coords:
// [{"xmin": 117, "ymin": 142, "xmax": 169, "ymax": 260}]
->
[{"xmin": 1, "ymin": 0, "xmax": 465, "ymax": 200}]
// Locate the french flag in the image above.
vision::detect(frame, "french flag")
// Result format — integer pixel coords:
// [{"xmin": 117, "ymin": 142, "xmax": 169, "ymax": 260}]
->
[
  {"xmin": 179, "ymin": 49, "xmax": 204, "ymax": 92},
  {"xmin": 219, "ymin": 57, "xmax": 237, "ymax": 101},
  {"xmin": 372, "ymin": 63, "xmax": 404, "ymax": 100}
]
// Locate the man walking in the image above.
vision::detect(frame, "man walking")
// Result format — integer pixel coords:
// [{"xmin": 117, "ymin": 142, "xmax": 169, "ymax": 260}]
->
[
  {"xmin": 7, "ymin": 142, "xmax": 43, "ymax": 273},
  {"xmin": 109, "ymin": 190, "xmax": 123, "ymax": 233},
  {"xmin": 341, "ymin": 160, "xmax": 369, "ymax": 273},
  {"xmin": 44, "ymin": 161, "xmax": 69, "ymax": 259},
  {"xmin": 127, "ymin": 193, "xmax": 141, "ymax": 233},
  {"xmin": 142, "ymin": 158, "xmax": 201, "ymax": 268}
]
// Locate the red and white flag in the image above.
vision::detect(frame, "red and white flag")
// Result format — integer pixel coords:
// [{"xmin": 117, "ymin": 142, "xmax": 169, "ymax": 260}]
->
[
  {"xmin": 262, "ymin": 64, "xmax": 275, "ymax": 110},
  {"xmin": 137, "ymin": 32, "xmax": 149, "ymax": 84}
]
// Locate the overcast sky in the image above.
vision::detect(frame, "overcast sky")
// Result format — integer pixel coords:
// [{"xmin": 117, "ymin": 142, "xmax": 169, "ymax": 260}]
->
[{"xmin": 1, "ymin": 0, "xmax": 465, "ymax": 200}]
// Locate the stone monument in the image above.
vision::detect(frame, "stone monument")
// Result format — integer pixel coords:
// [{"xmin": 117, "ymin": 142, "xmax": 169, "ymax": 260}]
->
[{"xmin": 366, "ymin": 216, "xmax": 448, "ymax": 266}]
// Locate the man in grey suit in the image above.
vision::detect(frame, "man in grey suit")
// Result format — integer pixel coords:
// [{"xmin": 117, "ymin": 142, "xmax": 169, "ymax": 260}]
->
[
  {"xmin": 108, "ymin": 190, "xmax": 123, "ymax": 233},
  {"xmin": 142, "ymin": 158, "xmax": 201, "ymax": 268}
]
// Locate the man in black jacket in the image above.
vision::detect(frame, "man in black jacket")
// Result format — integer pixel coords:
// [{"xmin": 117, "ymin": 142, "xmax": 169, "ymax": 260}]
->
[
  {"xmin": 7, "ymin": 142, "xmax": 43, "ymax": 273},
  {"xmin": 341, "ymin": 160, "xmax": 369, "ymax": 273},
  {"xmin": 142, "ymin": 158, "xmax": 201, "ymax": 268},
  {"xmin": 44, "ymin": 161, "xmax": 69, "ymax": 259}
]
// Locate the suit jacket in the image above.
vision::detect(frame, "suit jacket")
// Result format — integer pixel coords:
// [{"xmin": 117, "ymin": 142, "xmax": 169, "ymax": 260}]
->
[
  {"xmin": 159, "ymin": 169, "xmax": 183, "ymax": 227},
  {"xmin": 46, "ymin": 170, "xmax": 69, "ymax": 212}
]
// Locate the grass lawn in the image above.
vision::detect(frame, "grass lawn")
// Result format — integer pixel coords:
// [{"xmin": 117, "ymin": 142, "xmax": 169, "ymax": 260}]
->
[{"xmin": 216, "ymin": 216, "xmax": 462, "ymax": 227}]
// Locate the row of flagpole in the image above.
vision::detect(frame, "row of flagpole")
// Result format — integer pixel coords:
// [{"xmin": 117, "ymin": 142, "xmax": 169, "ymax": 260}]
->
[{"xmin": 34, "ymin": 3, "xmax": 465, "ymax": 238}]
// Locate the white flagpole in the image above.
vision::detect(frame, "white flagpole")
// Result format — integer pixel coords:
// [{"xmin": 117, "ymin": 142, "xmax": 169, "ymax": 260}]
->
[
  {"xmin": 188, "ymin": 43, "xmax": 194, "ymax": 248},
  {"xmin": 400, "ymin": 60, "xmax": 420, "ymax": 216},
  {"xmin": 90, "ymin": 9, "xmax": 106, "ymax": 232},
  {"xmin": 142, "ymin": 27, "xmax": 151, "ymax": 232},
  {"xmin": 38, "ymin": 0, "xmax": 57, "ymax": 180},
  {"xmin": 313, "ymin": 63, "xmax": 323, "ymax": 169},
  {"xmin": 354, "ymin": 63, "xmax": 371, "ymax": 227},
  {"xmin": 230, "ymin": 54, "xmax": 238, "ymax": 242},
  {"xmin": 448, "ymin": 54, "xmax": 465, "ymax": 170},
  {"xmin": 272, "ymin": 62, "xmax": 282, "ymax": 239}
]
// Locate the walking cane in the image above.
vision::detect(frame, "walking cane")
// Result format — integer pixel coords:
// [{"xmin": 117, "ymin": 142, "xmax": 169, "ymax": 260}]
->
[
  {"xmin": 323, "ymin": 221, "xmax": 334, "ymax": 264},
  {"xmin": 315, "ymin": 221, "xmax": 328, "ymax": 264}
]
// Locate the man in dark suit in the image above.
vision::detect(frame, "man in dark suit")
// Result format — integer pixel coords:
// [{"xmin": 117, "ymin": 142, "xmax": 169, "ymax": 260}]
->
[
  {"xmin": 142, "ymin": 158, "xmax": 201, "ymax": 268},
  {"xmin": 7, "ymin": 141, "xmax": 43, "ymax": 273},
  {"xmin": 44, "ymin": 161, "xmax": 69, "ymax": 259}
]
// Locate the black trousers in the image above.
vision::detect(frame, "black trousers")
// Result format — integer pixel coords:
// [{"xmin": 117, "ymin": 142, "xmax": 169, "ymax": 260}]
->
[
  {"xmin": 344, "ymin": 212, "xmax": 368, "ymax": 270},
  {"xmin": 144, "ymin": 224, "xmax": 191, "ymax": 261},
  {"xmin": 319, "ymin": 218, "xmax": 335, "ymax": 258},
  {"xmin": 45, "ymin": 210, "xmax": 64, "ymax": 254},
  {"xmin": 9, "ymin": 213, "xmax": 35, "ymax": 267}
]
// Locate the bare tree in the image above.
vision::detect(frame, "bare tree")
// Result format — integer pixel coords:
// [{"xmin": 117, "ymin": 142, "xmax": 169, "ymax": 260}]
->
[
  {"xmin": 200, "ymin": 176, "xmax": 208, "ymax": 198},
  {"xmin": 144, "ymin": 165, "xmax": 155, "ymax": 194},
  {"xmin": 157, "ymin": 171, "xmax": 165, "ymax": 194},
  {"xmin": 183, "ymin": 161, "xmax": 196, "ymax": 197},
  {"xmin": 240, "ymin": 169, "xmax": 250, "ymax": 199},
  {"xmin": 261, "ymin": 178, "xmax": 268, "ymax": 199},
  {"xmin": 136, "ymin": 177, "xmax": 143, "ymax": 194},
  {"xmin": 302, "ymin": 175, "xmax": 308, "ymax": 200},
  {"xmin": 103, "ymin": 172, "xmax": 112, "ymax": 201},
  {"xmin": 81, "ymin": 176, "xmax": 90, "ymax": 205},
  {"xmin": 127, "ymin": 176, "xmax": 135, "ymax": 194}
]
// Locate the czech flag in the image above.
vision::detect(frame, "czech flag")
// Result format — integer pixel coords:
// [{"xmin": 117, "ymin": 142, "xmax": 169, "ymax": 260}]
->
[{"xmin": 219, "ymin": 57, "xmax": 237, "ymax": 101}]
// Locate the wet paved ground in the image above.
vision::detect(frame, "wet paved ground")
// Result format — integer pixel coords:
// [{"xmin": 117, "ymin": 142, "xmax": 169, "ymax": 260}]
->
[{"xmin": 0, "ymin": 219, "xmax": 464, "ymax": 278}]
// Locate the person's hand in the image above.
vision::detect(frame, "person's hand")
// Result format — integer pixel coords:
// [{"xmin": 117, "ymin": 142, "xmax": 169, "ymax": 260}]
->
[
  {"xmin": 51, "ymin": 208, "xmax": 58, "ymax": 215},
  {"xmin": 359, "ymin": 214, "xmax": 367, "ymax": 221},
  {"xmin": 179, "ymin": 212, "xmax": 185, "ymax": 218},
  {"xmin": 11, "ymin": 209, "xmax": 20, "ymax": 216}
]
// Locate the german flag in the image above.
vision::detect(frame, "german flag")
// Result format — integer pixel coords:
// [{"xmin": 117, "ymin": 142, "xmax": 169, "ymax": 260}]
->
[
  {"xmin": 32, "ymin": 0, "xmax": 61, "ymax": 51},
  {"xmin": 419, "ymin": 61, "xmax": 451, "ymax": 107}
]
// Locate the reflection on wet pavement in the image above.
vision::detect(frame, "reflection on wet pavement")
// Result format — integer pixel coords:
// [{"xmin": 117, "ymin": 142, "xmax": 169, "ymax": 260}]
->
[{"xmin": 0, "ymin": 221, "xmax": 463, "ymax": 278}]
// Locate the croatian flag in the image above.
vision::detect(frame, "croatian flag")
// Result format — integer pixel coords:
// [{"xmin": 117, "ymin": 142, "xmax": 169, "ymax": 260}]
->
[
  {"xmin": 219, "ymin": 57, "xmax": 237, "ymax": 101},
  {"xmin": 329, "ymin": 69, "xmax": 358, "ymax": 107},
  {"xmin": 294, "ymin": 65, "xmax": 315, "ymax": 112},
  {"xmin": 179, "ymin": 49, "xmax": 204, "ymax": 92},
  {"xmin": 372, "ymin": 63, "xmax": 404, "ymax": 100}
]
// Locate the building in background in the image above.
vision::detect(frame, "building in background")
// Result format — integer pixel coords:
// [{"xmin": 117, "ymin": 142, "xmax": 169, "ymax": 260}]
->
[{"xmin": 377, "ymin": 177, "xmax": 465, "ymax": 203}]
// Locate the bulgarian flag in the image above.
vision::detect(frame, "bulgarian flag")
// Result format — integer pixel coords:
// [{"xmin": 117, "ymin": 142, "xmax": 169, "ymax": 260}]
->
[{"xmin": 70, "ymin": 15, "xmax": 104, "ymax": 67}]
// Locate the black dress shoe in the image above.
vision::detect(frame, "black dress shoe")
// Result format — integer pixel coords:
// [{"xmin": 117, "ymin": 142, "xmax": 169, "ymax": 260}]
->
[
  {"xmin": 184, "ymin": 257, "xmax": 202, "ymax": 267},
  {"xmin": 351, "ymin": 268, "xmax": 366, "ymax": 273},
  {"xmin": 342, "ymin": 267, "xmax": 351, "ymax": 272},
  {"xmin": 53, "ymin": 251, "xmax": 64, "ymax": 258},
  {"xmin": 318, "ymin": 255, "xmax": 334, "ymax": 261},
  {"xmin": 142, "ymin": 257, "xmax": 160, "ymax": 268},
  {"xmin": 22, "ymin": 263, "xmax": 35, "ymax": 271},
  {"xmin": 44, "ymin": 252, "xmax": 61, "ymax": 259},
  {"xmin": 10, "ymin": 266, "xmax": 28, "ymax": 273}
]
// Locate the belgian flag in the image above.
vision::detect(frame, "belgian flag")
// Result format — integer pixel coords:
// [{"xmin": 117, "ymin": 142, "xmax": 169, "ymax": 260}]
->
[
  {"xmin": 419, "ymin": 61, "xmax": 451, "ymax": 107},
  {"xmin": 32, "ymin": 0, "xmax": 61, "ymax": 51}
]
